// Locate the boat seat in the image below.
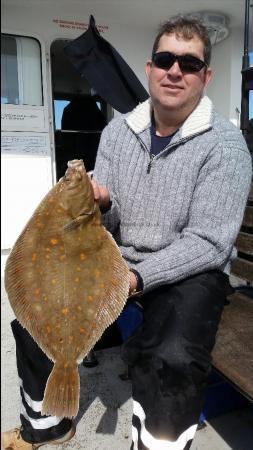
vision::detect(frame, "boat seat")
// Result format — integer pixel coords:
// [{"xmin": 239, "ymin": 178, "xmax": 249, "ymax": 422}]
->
[{"xmin": 212, "ymin": 182, "xmax": 253, "ymax": 401}]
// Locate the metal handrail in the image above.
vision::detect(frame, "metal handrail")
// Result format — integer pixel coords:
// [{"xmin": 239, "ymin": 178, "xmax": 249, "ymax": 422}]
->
[{"xmin": 55, "ymin": 129, "xmax": 102, "ymax": 134}]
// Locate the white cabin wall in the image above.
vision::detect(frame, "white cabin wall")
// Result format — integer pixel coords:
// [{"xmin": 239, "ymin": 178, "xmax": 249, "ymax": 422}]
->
[
  {"xmin": 2, "ymin": 4, "xmax": 152, "ymax": 91},
  {"xmin": 206, "ymin": 27, "xmax": 244, "ymax": 124},
  {"xmin": 107, "ymin": 23, "xmax": 153, "ymax": 92},
  {"xmin": 205, "ymin": 37, "xmax": 231, "ymax": 117},
  {"xmin": 3, "ymin": 3, "xmax": 244, "ymax": 124},
  {"xmin": 229, "ymin": 28, "xmax": 244, "ymax": 126}
]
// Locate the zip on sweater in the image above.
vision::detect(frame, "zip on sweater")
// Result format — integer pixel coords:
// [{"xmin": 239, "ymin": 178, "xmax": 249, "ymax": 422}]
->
[
  {"xmin": 136, "ymin": 127, "xmax": 212, "ymax": 174},
  {"xmin": 147, "ymin": 154, "xmax": 155, "ymax": 174},
  {"xmin": 134, "ymin": 133, "xmax": 154, "ymax": 174}
]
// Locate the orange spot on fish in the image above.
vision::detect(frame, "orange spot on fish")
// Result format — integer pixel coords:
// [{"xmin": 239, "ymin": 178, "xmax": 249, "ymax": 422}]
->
[
  {"xmin": 51, "ymin": 278, "xmax": 57, "ymax": 284},
  {"xmin": 45, "ymin": 255, "xmax": 50, "ymax": 260},
  {"xmin": 80, "ymin": 253, "xmax": 86, "ymax": 261},
  {"xmin": 34, "ymin": 288, "xmax": 40, "ymax": 295},
  {"xmin": 50, "ymin": 238, "xmax": 58, "ymax": 245},
  {"xmin": 43, "ymin": 295, "xmax": 48, "ymax": 302},
  {"xmin": 62, "ymin": 307, "xmax": 69, "ymax": 315},
  {"xmin": 45, "ymin": 247, "xmax": 51, "ymax": 252},
  {"xmin": 79, "ymin": 327, "xmax": 86, "ymax": 333},
  {"xmin": 77, "ymin": 306, "xmax": 82, "ymax": 311},
  {"xmin": 94, "ymin": 269, "xmax": 100, "ymax": 278},
  {"xmin": 46, "ymin": 325, "xmax": 51, "ymax": 333},
  {"xmin": 100, "ymin": 282, "xmax": 105, "ymax": 288},
  {"xmin": 74, "ymin": 277, "xmax": 80, "ymax": 283},
  {"xmin": 87, "ymin": 295, "xmax": 94, "ymax": 302},
  {"xmin": 76, "ymin": 266, "xmax": 81, "ymax": 271},
  {"xmin": 64, "ymin": 362, "xmax": 69, "ymax": 368},
  {"xmin": 31, "ymin": 253, "xmax": 37, "ymax": 261},
  {"xmin": 59, "ymin": 255, "xmax": 66, "ymax": 261}
]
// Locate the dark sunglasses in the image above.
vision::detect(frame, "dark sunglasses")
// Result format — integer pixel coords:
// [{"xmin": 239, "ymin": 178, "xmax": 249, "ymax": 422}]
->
[{"xmin": 152, "ymin": 51, "xmax": 207, "ymax": 73}]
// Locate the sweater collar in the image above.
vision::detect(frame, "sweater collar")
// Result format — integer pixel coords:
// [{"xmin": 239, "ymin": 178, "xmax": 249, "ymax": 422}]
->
[{"xmin": 125, "ymin": 95, "xmax": 213, "ymax": 140}]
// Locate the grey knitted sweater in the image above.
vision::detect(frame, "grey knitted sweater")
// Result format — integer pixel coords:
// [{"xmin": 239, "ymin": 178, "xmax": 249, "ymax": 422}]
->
[{"xmin": 93, "ymin": 96, "xmax": 252, "ymax": 293}]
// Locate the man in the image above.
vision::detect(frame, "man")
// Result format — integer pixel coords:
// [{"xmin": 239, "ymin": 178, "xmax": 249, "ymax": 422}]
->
[{"xmin": 2, "ymin": 16, "xmax": 252, "ymax": 450}]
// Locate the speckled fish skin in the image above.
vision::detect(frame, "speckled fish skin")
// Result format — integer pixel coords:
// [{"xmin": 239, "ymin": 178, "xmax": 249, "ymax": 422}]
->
[{"xmin": 5, "ymin": 159, "xmax": 130, "ymax": 418}]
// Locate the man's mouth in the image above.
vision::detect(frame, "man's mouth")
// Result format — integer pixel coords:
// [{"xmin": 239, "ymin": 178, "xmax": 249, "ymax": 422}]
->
[{"xmin": 161, "ymin": 84, "xmax": 183, "ymax": 90}]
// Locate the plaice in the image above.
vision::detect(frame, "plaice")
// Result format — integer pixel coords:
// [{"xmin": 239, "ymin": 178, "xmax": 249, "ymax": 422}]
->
[{"xmin": 5, "ymin": 159, "xmax": 130, "ymax": 418}]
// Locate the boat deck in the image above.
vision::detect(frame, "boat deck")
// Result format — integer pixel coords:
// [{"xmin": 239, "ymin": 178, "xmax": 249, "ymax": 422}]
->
[{"xmin": 1, "ymin": 276, "xmax": 253, "ymax": 450}]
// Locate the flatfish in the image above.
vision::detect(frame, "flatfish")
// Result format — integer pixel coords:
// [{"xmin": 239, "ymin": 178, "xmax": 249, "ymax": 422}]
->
[{"xmin": 5, "ymin": 159, "xmax": 130, "ymax": 418}]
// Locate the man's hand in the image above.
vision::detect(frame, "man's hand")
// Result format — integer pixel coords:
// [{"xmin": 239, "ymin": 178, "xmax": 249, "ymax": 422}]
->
[
  {"xmin": 90, "ymin": 179, "xmax": 110, "ymax": 210},
  {"xmin": 129, "ymin": 271, "xmax": 138, "ymax": 296}
]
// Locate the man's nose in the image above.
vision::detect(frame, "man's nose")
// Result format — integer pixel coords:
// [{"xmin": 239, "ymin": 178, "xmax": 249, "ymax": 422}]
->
[{"xmin": 167, "ymin": 60, "xmax": 182, "ymax": 76}]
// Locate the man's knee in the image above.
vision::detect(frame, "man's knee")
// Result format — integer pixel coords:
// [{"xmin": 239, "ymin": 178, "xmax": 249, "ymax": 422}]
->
[
  {"xmin": 160, "ymin": 339, "xmax": 211, "ymax": 390},
  {"xmin": 126, "ymin": 333, "xmax": 211, "ymax": 390}
]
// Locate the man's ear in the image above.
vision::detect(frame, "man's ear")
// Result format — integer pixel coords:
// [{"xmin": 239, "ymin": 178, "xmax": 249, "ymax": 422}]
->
[
  {"xmin": 204, "ymin": 67, "xmax": 212, "ymax": 89},
  {"xmin": 145, "ymin": 61, "xmax": 152, "ymax": 80}
]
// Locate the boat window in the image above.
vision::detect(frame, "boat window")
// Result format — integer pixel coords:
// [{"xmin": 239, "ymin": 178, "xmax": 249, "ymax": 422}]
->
[
  {"xmin": 54, "ymin": 100, "xmax": 70, "ymax": 129},
  {"xmin": 1, "ymin": 34, "xmax": 43, "ymax": 106}
]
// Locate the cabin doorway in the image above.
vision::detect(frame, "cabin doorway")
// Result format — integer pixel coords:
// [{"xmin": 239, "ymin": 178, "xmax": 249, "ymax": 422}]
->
[{"xmin": 50, "ymin": 39, "xmax": 112, "ymax": 181}]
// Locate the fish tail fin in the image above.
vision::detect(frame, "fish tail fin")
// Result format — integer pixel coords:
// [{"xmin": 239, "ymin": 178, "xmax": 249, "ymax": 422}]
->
[{"xmin": 42, "ymin": 362, "xmax": 80, "ymax": 418}]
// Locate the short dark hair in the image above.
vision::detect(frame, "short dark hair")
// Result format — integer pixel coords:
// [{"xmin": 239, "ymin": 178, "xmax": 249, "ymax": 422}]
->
[{"xmin": 152, "ymin": 15, "xmax": 212, "ymax": 66}]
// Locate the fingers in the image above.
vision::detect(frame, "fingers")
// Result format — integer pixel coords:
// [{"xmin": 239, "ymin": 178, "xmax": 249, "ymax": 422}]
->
[
  {"xmin": 128, "ymin": 271, "xmax": 138, "ymax": 296},
  {"xmin": 90, "ymin": 179, "xmax": 110, "ymax": 209},
  {"xmin": 90, "ymin": 179, "xmax": 100, "ymax": 201}
]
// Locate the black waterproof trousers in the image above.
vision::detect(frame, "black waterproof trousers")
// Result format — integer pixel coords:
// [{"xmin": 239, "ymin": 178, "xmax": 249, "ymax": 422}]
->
[{"xmin": 11, "ymin": 270, "xmax": 232, "ymax": 449}]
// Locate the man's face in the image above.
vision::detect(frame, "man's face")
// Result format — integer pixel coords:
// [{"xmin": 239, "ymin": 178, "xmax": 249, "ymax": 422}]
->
[{"xmin": 145, "ymin": 33, "xmax": 212, "ymax": 117}]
